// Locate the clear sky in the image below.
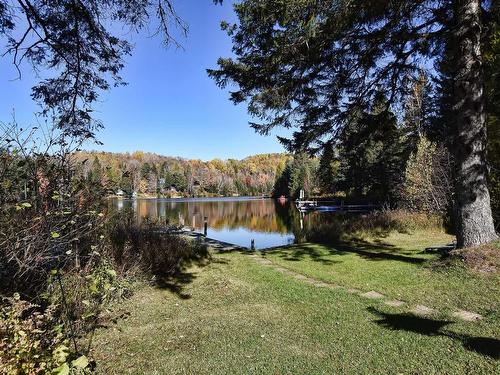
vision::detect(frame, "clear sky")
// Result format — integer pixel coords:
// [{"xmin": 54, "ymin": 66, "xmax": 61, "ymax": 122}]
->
[{"xmin": 0, "ymin": 1, "xmax": 289, "ymax": 161}]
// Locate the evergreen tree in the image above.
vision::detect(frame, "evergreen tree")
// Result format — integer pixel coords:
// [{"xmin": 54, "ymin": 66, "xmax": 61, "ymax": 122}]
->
[
  {"xmin": 272, "ymin": 152, "xmax": 317, "ymax": 198},
  {"xmin": 484, "ymin": 11, "xmax": 500, "ymax": 228},
  {"xmin": 0, "ymin": 0, "xmax": 195, "ymax": 139},
  {"xmin": 141, "ymin": 163, "xmax": 152, "ymax": 179},
  {"xmin": 317, "ymin": 142, "xmax": 339, "ymax": 195},
  {"xmin": 337, "ymin": 92, "xmax": 404, "ymax": 204},
  {"xmin": 288, "ymin": 152, "xmax": 318, "ymax": 199},
  {"xmin": 272, "ymin": 163, "xmax": 291, "ymax": 197},
  {"xmin": 89, "ymin": 156, "xmax": 103, "ymax": 184}
]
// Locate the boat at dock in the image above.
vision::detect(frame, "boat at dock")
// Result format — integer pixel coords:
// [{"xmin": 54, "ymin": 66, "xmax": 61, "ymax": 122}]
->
[
  {"xmin": 295, "ymin": 200, "xmax": 318, "ymax": 211},
  {"xmin": 295, "ymin": 200, "xmax": 380, "ymax": 213}
]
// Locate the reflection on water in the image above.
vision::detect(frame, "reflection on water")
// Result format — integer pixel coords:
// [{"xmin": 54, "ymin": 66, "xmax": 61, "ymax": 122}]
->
[
  {"xmin": 110, "ymin": 197, "xmax": 354, "ymax": 249},
  {"xmin": 110, "ymin": 197, "xmax": 304, "ymax": 249}
]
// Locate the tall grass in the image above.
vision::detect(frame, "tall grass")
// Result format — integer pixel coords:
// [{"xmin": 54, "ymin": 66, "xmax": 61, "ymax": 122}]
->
[
  {"xmin": 345, "ymin": 209, "xmax": 445, "ymax": 233},
  {"xmin": 105, "ymin": 209, "xmax": 209, "ymax": 282},
  {"xmin": 303, "ymin": 209, "xmax": 446, "ymax": 245}
]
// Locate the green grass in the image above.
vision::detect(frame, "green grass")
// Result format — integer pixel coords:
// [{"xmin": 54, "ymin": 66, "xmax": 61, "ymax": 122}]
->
[
  {"xmin": 264, "ymin": 230, "xmax": 500, "ymax": 314},
  {"xmin": 92, "ymin": 231, "xmax": 500, "ymax": 374}
]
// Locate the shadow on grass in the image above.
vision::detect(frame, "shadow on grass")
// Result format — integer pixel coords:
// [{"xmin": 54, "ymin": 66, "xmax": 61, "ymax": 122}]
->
[
  {"xmin": 263, "ymin": 244, "xmax": 342, "ymax": 265},
  {"xmin": 368, "ymin": 307, "xmax": 500, "ymax": 360},
  {"xmin": 152, "ymin": 235, "xmax": 239, "ymax": 300},
  {"xmin": 334, "ymin": 239, "xmax": 427, "ymax": 265},
  {"xmin": 262, "ymin": 238, "xmax": 428, "ymax": 266},
  {"xmin": 198, "ymin": 230, "xmax": 424, "ymax": 267},
  {"xmin": 155, "ymin": 250, "xmax": 225, "ymax": 300},
  {"xmin": 157, "ymin": 271, "xmax": 198, "ymax": 300}
]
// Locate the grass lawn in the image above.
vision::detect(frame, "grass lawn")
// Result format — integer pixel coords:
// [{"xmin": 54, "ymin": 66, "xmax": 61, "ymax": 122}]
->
[
  {"xmin": 263, "ymin": 230, "xmax": 500, "ymax": 314},
  {"xmin": 92, "ymin": 231, "xmax": 500, "ymax": 374}
]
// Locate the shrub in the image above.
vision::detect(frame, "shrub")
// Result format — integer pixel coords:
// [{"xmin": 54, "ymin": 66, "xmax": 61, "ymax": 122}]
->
[
  {"xmin": 0, "ymin": 124, "xmax": 108, "ymax": 299},
  {"xmin": 345, "ymin": 209, "xmax": 444, "ymax": 233},
  {"xmin": 302, "ymin": 209, "xmax": 445, "ymax": 245},
  {"xmin": 0, "ymin": 295, "xmax": 90, "ymax": 375},
  {"xmin": 47, "ymin": 258, "xmax": 131, "ymax": 336},
  {"xmin": 400, "ymin": 136, "xmax": 453, "ymax": 214},
  {"xmin": 105, "ymin": 209, "xmax": 209, "ymax": 283},
  {"xmin": 0, "ymin": 123, "xmax": 123, "ymax": 372}
]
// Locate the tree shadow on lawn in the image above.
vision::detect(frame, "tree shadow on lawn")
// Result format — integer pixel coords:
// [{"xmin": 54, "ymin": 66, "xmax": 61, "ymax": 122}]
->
[
  {"xmin": 263, "ymin": 238, "xmax": 428, "ymax": 266},
  {"xmin": 262, "ymin": 244, "xmax": 343, "ymax": 265},
  {"xmin": 156, "ymin": 271, "xmax": 198, "ymax": 300},
  {"xmin": 368, "ymin": 307, "xmax": 500, "ymax": 360},
  {"xmin": 333, "ymin": 239, "xmax": 428, "ymax": 265},
  {"xmin": 155, "ymin": 255, "xmax": 230, "ymax": 300}
]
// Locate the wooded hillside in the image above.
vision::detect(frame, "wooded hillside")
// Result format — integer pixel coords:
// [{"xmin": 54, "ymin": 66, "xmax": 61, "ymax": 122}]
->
[{"xmin": 73, "ymin": 151, "xmax": 291, "ymax": 197}]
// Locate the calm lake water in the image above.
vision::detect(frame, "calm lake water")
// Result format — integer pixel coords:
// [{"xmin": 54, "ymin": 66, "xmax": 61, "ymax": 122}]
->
[{"xmin": 110, "ymin": 197, "xmax": 309, "ymax": 249}]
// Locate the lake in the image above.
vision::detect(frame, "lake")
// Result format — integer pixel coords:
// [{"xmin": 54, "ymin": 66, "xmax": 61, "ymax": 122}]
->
[{"xmin": 109, "ymin": 197, "xmax": 308, "ymax": 249}]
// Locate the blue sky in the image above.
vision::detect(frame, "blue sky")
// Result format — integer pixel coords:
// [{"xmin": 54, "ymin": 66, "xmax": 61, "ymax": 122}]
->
[{"xmin": 0, "ymin": 1, "xmax": 289, "ymax": 161}]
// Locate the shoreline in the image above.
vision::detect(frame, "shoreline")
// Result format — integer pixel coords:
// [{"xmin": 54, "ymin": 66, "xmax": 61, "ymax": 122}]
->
[{"xmin": 107, "ymin": 195, "xmax": 273, "ymax": 202}]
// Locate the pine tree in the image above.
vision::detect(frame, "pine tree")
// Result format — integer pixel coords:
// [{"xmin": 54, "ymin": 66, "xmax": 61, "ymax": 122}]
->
[
  {"xmin": 337, "ymin": 91, "xmax": 404, "ymax": 204},
  {"xmin": 89, "ymin": 156, "xmax": 103, "ymax": 184},
  {"xmin": 317, "ymin": 142, "xmax": 339, "ymax": 195},
  {"xmin": 0, "ymin": 0, "xmax": 192, "ymax": 140},
  {"xmin": 484, "ymin": 11, "xmax": 500, "ymax": 228},
  {"xmin": 288, "ymin": 152, "xmax": 317, "ymax": 199},
  {"xmin": 273, "ymin": 152, "xmax": 318, "ymax": 199}
]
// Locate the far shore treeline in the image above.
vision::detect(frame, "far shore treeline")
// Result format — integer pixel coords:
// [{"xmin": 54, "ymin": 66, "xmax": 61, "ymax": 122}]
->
[{"xmin": 73, "ymin": 151, "xmax": 291, "ymax": 198}]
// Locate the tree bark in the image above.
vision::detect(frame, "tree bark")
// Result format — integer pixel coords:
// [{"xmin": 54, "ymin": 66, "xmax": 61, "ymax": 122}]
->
[{"xmin": 451, "ymin": 0, "xmax": 498, "ymax": 247}]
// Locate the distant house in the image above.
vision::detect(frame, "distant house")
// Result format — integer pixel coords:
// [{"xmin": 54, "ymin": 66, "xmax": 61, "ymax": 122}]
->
[
  {"xmin": 169, "ymin": 185, "xmax": 177, "ymax": 193},
  {"xmin": 116, "ymin": 189, "xmax": 125, "ymax": 197}
]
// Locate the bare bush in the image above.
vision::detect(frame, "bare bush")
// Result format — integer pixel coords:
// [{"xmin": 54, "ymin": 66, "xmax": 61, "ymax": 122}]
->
[
  {"xmin": 400, "ymin": 136, "xmax": 454, "ymax": 214},
  {"xmin": 105, "ymin": 209, "xmax": 209, "ymax": 282},
  {"xmin": 0, "ymin": 122, "xmax": 106, "ymax": 298},
  {"xmin": 0, "ymin": 121, "xmax": 113, "ymax": 372}
]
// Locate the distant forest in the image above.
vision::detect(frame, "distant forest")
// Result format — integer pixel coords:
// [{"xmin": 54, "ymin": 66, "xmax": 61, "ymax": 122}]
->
[{"xmin": 73, "ymin": 151, "xmax": 292, "ymax": 197}]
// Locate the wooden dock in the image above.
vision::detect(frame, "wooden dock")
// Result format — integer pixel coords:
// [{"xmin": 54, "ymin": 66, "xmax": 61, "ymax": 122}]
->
[
  {"xmin": 181, "ymin": 229, "xmax": 246, "ymax": 252},
  {"xmin": 295, "ymin": 200, "xmax": 381, "ymax": 213}
]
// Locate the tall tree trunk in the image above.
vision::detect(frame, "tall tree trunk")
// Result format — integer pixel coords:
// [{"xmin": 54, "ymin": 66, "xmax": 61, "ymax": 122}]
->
[{"xmin": 452, "ymin": 0, "xmax": 498, "ymax": 247}]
